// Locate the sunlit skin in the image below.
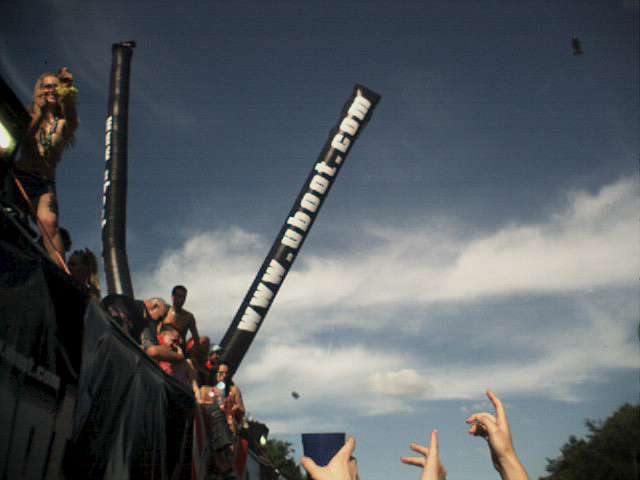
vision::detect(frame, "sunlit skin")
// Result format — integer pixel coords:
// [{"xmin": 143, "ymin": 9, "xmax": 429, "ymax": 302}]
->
[
  {"xmin": 213, "ymin": 363, "xmax": 245, "ymax": 435},
  {"xmin": 163, "ymin": 286, "xmax": 199, "ymax": 346}
]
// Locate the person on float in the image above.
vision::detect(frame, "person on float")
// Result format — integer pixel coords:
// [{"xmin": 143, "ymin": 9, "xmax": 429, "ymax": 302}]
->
[
  {"xmin": 215, "ymin": 362, "xmax": 245, "ymax": 435},
  {"xmin": 162, "ymin": 285, "xmax": 200, "ymax": 351},
  {"xmin": 15, "ymin": 68, "xmax": 78, "ymax": 268},
  {"xmin": 138, "ymin": 298, "xmax": 185, "ymax": 363},
  {"xmin": 205, "ymin": 344, "xmax": 224, "ymax": 384},
  {"xmin": 67, "ymin": 248, "xmax": 101, "ymax": 301},
  {"xmin": 187, "ymin": 335, "xmax": 211, "ymax": 384},
  {"xmin": 156, "ymin": 324, "xmax": 199, "ymax": 395}
]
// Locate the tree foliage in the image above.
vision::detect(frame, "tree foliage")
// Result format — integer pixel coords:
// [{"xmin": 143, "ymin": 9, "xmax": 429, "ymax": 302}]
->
[
  {"xmin": 540, "ymin": 404, "xmax": 640, "ymax": 480},
  {"xmin": 265, "ymin": 438, "xmax": 305, "ymax": 480}
]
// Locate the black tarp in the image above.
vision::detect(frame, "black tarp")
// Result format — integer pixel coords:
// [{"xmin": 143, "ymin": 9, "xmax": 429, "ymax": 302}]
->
[
  {"xmin": 65, "ymin": 298, "xmax": 195, "ymax": 479},
  {"xmin": 0, "ymin": 233, "xmax": 85, "ymax": 479},
  {"xmin": 1, "ymin": 225, "xmax": 196, "ymax": 479}
]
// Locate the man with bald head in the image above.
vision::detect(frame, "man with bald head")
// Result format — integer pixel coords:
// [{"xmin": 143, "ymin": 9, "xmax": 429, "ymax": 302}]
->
[
  {"xmin": 138, "ymin": 298, "xmax": 185, "ymax": 363},
  {"xmin": 102, "ymin": 295, "xmax": 183, "ymax": 363}
]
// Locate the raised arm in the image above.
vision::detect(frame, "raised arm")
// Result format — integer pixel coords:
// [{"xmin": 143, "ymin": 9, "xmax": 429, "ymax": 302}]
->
[
  {"xmin": 57, "ymin": 67, "xmax": 78, "ymax": 139},
  {"xmin": 466, "ymin": 390, "xmax": 529, "ymax": 480}
]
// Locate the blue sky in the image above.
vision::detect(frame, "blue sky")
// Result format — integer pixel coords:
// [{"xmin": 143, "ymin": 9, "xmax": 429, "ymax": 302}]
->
[{"xmin": 3, "ymin": 1, "xmax": 638, "ymax": 479}]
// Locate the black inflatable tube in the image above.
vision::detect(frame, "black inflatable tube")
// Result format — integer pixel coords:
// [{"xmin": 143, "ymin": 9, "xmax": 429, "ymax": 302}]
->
[
  {"xmin": 101, "ymin": 41, "xmax": 136, "ymax": 298},
  {"xmin": 220, "ymin": 85, "xmax": 381, "ymax": 376}
]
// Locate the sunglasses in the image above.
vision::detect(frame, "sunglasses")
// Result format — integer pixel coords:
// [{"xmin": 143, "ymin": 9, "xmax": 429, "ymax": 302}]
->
[{"xmin": 41, "ymin": 83, "xmax": 59, "ymax": 89}]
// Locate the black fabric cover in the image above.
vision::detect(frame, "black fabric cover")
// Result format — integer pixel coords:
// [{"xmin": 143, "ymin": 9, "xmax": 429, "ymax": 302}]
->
[
  {"xmin": 0, "ymin": 238, "xmax": 59, "ymax": 372},
  {"xmin": 0, "ymin": 233, "xmax": 86, "ymax": 477},
  {"xmin": 1, "ymin": 234, "xmax": 196, "ymax": 479},
  {"xmin": 0, "ymin": 235, "xmax": 86, "ymax": 382},
  {"xmin": 65, "ymin": 301, "xmax": 195, "ymax": 479},
  {"xmin": 101, "ymin": 293, "xmax": 147, "ymax": 344}
]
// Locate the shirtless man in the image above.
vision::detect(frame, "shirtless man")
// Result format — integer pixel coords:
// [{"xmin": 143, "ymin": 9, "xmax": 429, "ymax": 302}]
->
[
  {"xmin": 15, "ymin": 68, "xmax": 78, "ymax": 267},
  {"xmin": 163, "ymin": 285, "xmax": 200, "ymax": 349}
]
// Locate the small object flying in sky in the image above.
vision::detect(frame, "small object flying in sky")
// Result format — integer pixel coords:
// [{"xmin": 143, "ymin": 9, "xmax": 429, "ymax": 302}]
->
[
  {"xmin": 572, "ymin": 37, "xmax": 584, "ymax": 56},
  {"xmin": 291, "ymin": 391, "xmax": 300, "ymax": 399}
]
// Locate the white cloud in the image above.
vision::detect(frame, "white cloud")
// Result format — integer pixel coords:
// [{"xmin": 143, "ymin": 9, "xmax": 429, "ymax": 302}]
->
[
  {"xmin": 235, "ymin": 292, "xmax": 637, "ymax": 434},
  {"xmin": 138, "ymin": 176, "xmax": 639, "ymax": 432},
  {"xmin": 140, "ymin": 176, "xmax": 638, "ymax": 331},
  {"xmin": 367, "ymin": 369, "xmax": 434, "ymax": 397}
]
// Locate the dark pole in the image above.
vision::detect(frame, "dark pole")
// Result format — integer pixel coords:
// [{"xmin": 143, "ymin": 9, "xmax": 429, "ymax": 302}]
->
[
  {"xmin": 220, "ymin": 85, "xmax": 381, "ymax": 376},
  {"xmin": 101, "ymin": 41, "xmax": 136, "ymax": 297}
]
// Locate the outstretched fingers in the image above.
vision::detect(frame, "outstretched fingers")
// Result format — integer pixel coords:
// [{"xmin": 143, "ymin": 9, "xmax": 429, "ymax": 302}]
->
[{"xmin": 401, "ymin": 442, "xmax": 428, "ymax": 468}]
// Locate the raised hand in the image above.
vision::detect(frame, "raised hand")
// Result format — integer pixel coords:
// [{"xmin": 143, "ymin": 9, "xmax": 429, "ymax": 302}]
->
[
  {"xmin": 401, "ymin": 429, "xmax": 447, "ymax": 480},
  {"xmin": 57, "ymin": 67, "xmax": 74, "ymax": 86},
  {"xmin": 301, "ymin": 436, "xmax": 357, "ymax": 480},
  {"xmin": 466, "ymin": 390, "xmax": 528, "ymax": 480}
]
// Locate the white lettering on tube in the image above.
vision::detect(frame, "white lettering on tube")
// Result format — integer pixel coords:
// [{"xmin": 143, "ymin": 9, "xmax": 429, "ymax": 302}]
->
[
  {"xmin": 262, "ymin": 259, "xmax": 286, "ymax": 285},
  {"xmin": 238, "ymin": 306, "xmax": 262, "ymax": 332},
  {"xmin": 287, "ymin": 211, "xmax": 312, "ymax": 232},
  {"xmin": 301, "ymin": 193, "xmax": 321, "ymax": 212},
  {"xmin": 309, "ymin": 175, "xmax": 330, "ymax": 195},
  {"xmin": 249, "ymin": 282, "xmax": 274, "ymax": 309}
]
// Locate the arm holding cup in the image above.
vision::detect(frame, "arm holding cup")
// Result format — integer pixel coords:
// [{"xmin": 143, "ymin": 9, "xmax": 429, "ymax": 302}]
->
[{"xmin": 301, "ymin": 436, "xmax": 357, "ymax": 480}]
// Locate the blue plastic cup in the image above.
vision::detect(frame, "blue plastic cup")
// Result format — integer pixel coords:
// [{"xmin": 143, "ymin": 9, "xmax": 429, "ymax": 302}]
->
[{"xmin": 301, "ymin": 432, "xmax": 346, "ymax": 467}]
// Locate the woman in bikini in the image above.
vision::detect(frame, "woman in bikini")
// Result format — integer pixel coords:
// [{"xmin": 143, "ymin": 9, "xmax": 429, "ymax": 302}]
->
[{"xmin": 15, "ymin": 68, "xmax": 78, "ymax": 268}]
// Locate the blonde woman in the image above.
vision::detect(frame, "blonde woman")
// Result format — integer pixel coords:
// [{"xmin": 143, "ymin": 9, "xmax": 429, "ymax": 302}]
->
[{"xmin": 15, "ymin": 68, "xmax": 78, "ymax": 267}]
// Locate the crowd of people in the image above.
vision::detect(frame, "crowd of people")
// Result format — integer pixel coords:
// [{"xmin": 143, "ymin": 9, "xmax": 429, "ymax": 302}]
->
[
  {"xmin": 100, "ymin": 285, "xmax": 248, "ymax": 475},
  {"xmin": 10, "ymin": 69, "xmax": 245, "ymax": 473},
  {"xmin": 118, "ymin": 286, "xmax": 246, "ymax": 433},
  {"xmin": 136, "ymin": 287, "xmax": 247, "ymax": 475}
]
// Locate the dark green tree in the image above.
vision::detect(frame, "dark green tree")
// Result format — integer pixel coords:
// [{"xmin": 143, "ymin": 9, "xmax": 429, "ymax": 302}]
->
[
  {"xmin": 541, "ymin": 404, "xmax": 640, "ymax": 480},
  {"xmin": 265, "ymin": 438, "xmax": 305, "ymax": 480}
]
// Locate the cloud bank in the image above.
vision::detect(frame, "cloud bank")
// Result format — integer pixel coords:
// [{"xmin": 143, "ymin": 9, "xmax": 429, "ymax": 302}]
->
[{"xmin": 139, "ymin": 176, "xmax": 638, "ymax": 431}]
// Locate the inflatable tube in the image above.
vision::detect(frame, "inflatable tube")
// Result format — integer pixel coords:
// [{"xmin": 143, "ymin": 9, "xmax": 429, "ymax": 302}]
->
[
  {"xmin": 101, "ymin": 41, "xmax": 136, "ymax": 297},
  {"xmin": 220, "ymin": 85, "xmax": 381, "ymax": 376}
]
